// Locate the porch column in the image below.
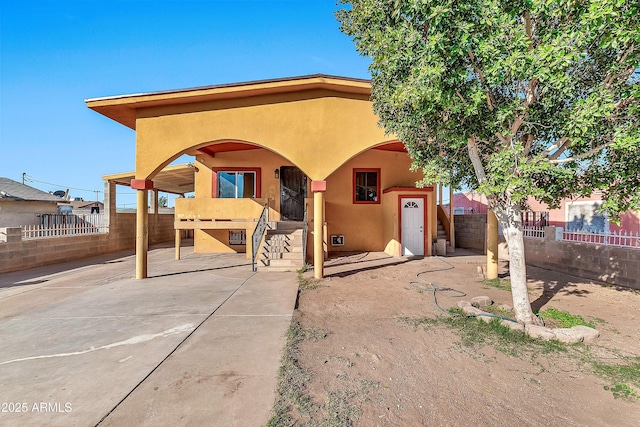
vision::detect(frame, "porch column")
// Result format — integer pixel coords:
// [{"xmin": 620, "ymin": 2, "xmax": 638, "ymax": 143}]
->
[
  {"xmin": 312, "ymin": 180, "xmax": 326, "ymax": 279},
  {"xmin": 487, "ymin": 210, "xmax": 499, "ymax": 279},
  {"xmin": 175, "ymin": 229, "xmax": 181, "ymax": 260},
  {"xmin": 150, "ymin": 189, "xmax": 159, "ymax": 215},
  {"xmin": 104, "ymin": 180, "xmax": 116, "ymax": 229},
  {"xmin": 449, "ymin": 184, "xmax": 455, "ymax": 251},
  {"xmin": 132, "ymin": 179, "xmax": 153, "ymax": 279}
]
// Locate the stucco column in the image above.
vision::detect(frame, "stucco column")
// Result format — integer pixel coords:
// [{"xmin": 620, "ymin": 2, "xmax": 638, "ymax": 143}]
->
[
  {"xmin": 104, "ymin": 181, "xmax": 116, "ymax": 228},
  {"xmin": 312, "ymin": 180, "xmax": 326, "ymax": 279},
  {"xmin": 487, "ymin": 210, "xmax": 499, "ymax": 279},
  {"xmin": 132, "ymin": 179, "xmax": 153, "ymax": 279},
  {"xmin": 449, "ymin": 184, "xmax": 455, "ymax": 251},
  {"xmin": 175, "ymin": 229, "xmax": 181, "ymax": 260},
  {"xmin": 150, "ymin": 189, "xmax": 159, "ymax": 215}
]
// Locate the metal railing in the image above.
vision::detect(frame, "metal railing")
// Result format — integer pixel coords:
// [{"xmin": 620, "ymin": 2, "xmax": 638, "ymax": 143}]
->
[
  {"xmin": 302, "ymin": 203, "xmax": 308, "ymax": 270},
  {"xmin": 251, "ymin": 204, "xmax": 269, "ymax": 272},
  {"xmin": 522, "ymin": 226, "xmax": 545, "ymax": 239},
  {"xmin": 22, "ymin": 214, "xmax": 108, "ymax": 239},
  {"xmin": 562, "ymin": 229, "xmax": 640, "ymax": 248}
]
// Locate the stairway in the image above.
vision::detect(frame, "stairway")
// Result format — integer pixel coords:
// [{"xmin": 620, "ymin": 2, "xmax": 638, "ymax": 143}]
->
[
  {"xmin": 258, "ymin": 221, "xmax": 305, "ymax": 272},
  {"xmin": 436, "ymin": 218, "xmax": 453, "ymax": 254}
]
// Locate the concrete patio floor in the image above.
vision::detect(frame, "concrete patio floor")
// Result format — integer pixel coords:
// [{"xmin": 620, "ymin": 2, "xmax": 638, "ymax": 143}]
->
[{"xmin": 0, "ymin": 243, "xmax": 299, "ymax": 426}]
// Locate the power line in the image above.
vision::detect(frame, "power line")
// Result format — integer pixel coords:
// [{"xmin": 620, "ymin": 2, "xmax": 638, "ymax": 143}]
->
[{"xmin": 22, "ymin": 174, "xmax": 103, "ymax": 194}]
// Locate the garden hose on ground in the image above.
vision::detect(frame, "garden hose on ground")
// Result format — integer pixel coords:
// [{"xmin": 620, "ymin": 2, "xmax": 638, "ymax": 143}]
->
[
  {"xmin": 324, "ymin": 252, "xmax": 370, "ymax": 267},
  {"xmin": 410, "ymin": 256, "xmax": 519, "ymax": 323}
]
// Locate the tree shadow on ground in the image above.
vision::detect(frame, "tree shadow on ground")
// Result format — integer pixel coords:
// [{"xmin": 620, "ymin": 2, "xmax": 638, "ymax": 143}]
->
[
  {"xmin": 529, "ymin": 279, "xmax": 592, "ymax": 312},
  {"xmin": 325, "ymin": 258, "xmax": 411, "ymax": 278}
]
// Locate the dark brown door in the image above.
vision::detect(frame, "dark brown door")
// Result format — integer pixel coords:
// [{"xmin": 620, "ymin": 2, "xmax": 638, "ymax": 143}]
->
[{"xmin": 280, "ymin": 166, "xmax": 306, "ymax": 221}]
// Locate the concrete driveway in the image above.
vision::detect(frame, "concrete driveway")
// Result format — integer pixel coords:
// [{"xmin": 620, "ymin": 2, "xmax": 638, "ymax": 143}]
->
[{"xmin": 0, "ymin": 244, "xmax": 299, "ymax": 426}]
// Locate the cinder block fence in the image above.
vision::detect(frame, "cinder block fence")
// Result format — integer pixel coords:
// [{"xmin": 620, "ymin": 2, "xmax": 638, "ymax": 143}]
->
[
  {"xmin": 454, "ymin": 214, "xmax": 640, "ymax": 290},
  {"xmin": 0, "ymin": 212, "xmax": 175, "ymax": 274}
]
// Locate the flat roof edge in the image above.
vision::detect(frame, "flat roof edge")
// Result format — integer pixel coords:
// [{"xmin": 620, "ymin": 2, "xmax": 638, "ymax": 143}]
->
[{"xmin": 85, "ymin": 74, "xmax": 371, "ymax": 104}]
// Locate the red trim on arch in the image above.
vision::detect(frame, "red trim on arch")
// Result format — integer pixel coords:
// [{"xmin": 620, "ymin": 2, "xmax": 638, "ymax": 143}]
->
[
  {"xmin": 373, "ymin": 141, "xmax": 407, "ymax": 152},
  {"xmin": 398, "ymin": 195, "xmax": 428, "ymax": 256},
  {"xmin": 353, "ymin": 168, "xmax": 381, "ymax": 204},
  {"xmin": 211, "ymin": 167, "xmax": 261, "ymax": 198},
  {"xmin": 199, "ymin": 142, "xmax": 261, "ymax": 156}
]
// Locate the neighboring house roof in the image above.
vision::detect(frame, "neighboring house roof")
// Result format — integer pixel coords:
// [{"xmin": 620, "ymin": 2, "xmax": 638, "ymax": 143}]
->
[
  {"xmin": 70, "ymin": 200, "xmax": 104, "ymax": 210},
  {"xmin": 0, "ymin": 178, "xmax": 65, "ymax": 202}
]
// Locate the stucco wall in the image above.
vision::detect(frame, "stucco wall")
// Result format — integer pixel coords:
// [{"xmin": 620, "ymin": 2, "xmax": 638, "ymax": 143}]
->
[
  {"xmin": 0, "ymin": 212, "xmax": 175, "ymax": 274},
  {"xmin": 0, "ymin": 200, "xmax": 60, "ymax": 227},
  {"xmin": 190, "ymin": 146, "xmax": 430, "ymax": 255},
  {"xmin": 324, "ymin": 149, "xmax": 425, "ymax": 253}
]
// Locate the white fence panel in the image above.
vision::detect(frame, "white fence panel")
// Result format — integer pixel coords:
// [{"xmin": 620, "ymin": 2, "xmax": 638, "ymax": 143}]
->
[
  {"xmin": 22, "ymin": 214, "xmax": 108, "ymax": 240},
  {"xmin": 561, "ymin": 229, "xmax": 640, "ymax": 249},
  {"xmin": 523, "ymin": 226, "xmax": 545, "ymax": 239}
]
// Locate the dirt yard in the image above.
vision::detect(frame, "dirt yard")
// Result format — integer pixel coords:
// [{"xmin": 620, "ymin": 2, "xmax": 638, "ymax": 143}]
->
[{"xmin": 271, "ymin": 250, "xmax": 640, "ymax": 426}]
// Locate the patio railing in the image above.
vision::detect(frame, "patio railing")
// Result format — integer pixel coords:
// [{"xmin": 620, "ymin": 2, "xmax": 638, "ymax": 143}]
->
[
  {"xmin": 562, "ymin": 229, "xmax": 640, "ymax": 248},
  {"xmin": 251, "ymin": 203, "xmax": 269, "ymax": 272}
]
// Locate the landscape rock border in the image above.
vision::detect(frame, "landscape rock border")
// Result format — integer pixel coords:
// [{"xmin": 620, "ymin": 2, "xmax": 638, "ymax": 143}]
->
[{"xmin": 457, "ymin": 299, "xmax": 600, "ymax": 344}]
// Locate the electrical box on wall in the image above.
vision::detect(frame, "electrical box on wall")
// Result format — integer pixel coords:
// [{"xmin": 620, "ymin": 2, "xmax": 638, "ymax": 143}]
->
[{"xmin": 331, "ymin": 235, "xmax": 345, "ymax": 246}]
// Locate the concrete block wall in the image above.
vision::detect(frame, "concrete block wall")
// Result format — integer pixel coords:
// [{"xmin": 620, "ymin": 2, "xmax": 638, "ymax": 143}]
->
[
  {"xmin": 523, "ymin": 229, "xmax": 640, "ymax": 289},
  {"xmin": 454, "ymin": 214, "xmax": 487, "ymax": 253},
  {"xmin": 454, "ymin": 214, "xmax": 639, "ymax": 289},
  {"xmin": 0, "ymin": 212, "xmax": 175, "ymax": 274}
]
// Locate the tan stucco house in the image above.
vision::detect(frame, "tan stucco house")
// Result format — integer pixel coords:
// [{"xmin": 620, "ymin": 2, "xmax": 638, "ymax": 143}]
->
[{"xmin": 87, "ymin": 75, "xmax": 453, "ymax": 279}]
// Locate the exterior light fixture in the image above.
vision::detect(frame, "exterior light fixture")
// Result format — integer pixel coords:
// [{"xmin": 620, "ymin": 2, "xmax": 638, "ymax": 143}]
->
[{"xmin": 274, "ymin": 169, "xmax": 280, "ymax": 179}]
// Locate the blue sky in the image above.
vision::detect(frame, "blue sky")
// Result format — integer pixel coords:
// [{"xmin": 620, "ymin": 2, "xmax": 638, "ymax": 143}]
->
[{"xmin": 1, "ymin": 0, "xmax": 370, "ymax": 208}]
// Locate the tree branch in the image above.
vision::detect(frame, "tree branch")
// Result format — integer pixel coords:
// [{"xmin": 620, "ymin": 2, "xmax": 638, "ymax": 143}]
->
[
  {"xmin": 523, "ymin": 134, "xmax": 534, "ymax": 157},
  {"xmin": 467, "ymin": 137, "xmax": 487, "ymax": 184},
  {"xmin": 524, "ymin": 11, "xmax": 533, "ymax": 50},
  {"xmin": 525, "ymin": 78, "xmax": 538, "ymax": 106},
  {"xmin": 511, "ymin": 116, "xmax": 525, "ymax": 138},
  {"xmin": 543, "ymin": 136, "xmax": 569, "ymax": 160},
  {"xmin": 495, "ymin": 132, "xmax": 508, "ymax": 146},
  {"xmin": 468, "ymin": 49, "xmax": 496, "ymax": 111},
  {"xmin": 549, "ymin": 143, "xmax": 610, "ymax": 164},
  {"xmin": 604, "ymin": 45, "xmax": 637, "ymax": 88}
]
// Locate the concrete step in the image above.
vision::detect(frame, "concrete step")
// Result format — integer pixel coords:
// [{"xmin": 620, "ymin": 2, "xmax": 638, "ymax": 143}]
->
[
  {"xmin": 265, "ymin": 232, "xmax": 303, "ymax": 241},
  {"xmin": 258, "ymin": 265, "xmax": 302, "ymax": 272},
  {"xmin": 259, "ymin": 258, "xmax": 303, "ymax": 268},
  {"xmin": 261, "ymin": 251, "xmax": 301, "ymax": 260},
  {"xmin": 263, "ymin": 245, "xmax": 303, "ymax": 254},
  {"xmin": 269, "ymin": 221, "xmax": 304, "ymax": 232}
]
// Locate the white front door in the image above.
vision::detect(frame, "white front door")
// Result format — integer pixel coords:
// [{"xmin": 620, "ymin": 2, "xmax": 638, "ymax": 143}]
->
[{"xmin": 401, "ymin": 198, "xmax": 424, "ymax": 256}]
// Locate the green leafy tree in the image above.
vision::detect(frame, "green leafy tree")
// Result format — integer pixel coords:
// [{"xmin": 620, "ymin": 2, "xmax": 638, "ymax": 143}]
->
[
  {"xmin": 338, "ymin": 0, "xmax": 639, "ymax": 324},
  {"xmin": 159, "ymin": 195, "xmax": 168, "ymax": 208}
]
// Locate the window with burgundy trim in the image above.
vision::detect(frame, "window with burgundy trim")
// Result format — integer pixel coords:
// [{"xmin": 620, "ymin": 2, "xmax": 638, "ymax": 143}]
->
[{"xmin": 353, "ymin": 168, "xmax": 380, "ymax": 204}]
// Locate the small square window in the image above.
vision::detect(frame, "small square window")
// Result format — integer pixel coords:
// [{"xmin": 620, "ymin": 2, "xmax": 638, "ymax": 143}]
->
[
  {"xmin": 353, "ymin": 169, "xmax": 380, "ymax": 204},
  {"xmin": 229, "ymin": 230, "xmax": 246, "ymax": 245}
]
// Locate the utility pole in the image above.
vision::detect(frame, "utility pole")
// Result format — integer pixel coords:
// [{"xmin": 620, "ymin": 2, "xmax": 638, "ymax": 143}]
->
[{"xmin": 22, "ymin": 172, "xmax": 26, "ymax": 185}]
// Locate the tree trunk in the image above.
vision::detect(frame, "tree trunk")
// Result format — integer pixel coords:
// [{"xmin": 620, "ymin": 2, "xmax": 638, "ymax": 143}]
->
[
  {"xmin": 466, "ymin": 137, "xmax": 541, "ymax": 325},
  {"xmin": 494, "ymin": 204, "xmax": 543, "ymax": 325}
]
